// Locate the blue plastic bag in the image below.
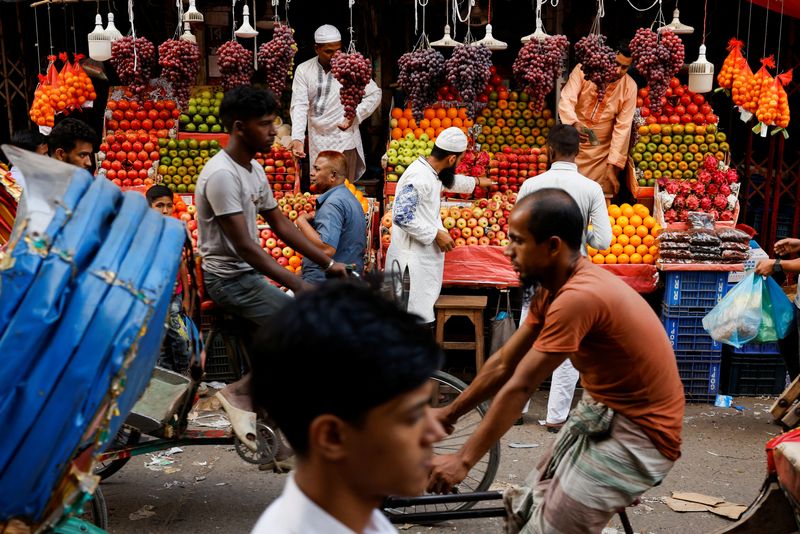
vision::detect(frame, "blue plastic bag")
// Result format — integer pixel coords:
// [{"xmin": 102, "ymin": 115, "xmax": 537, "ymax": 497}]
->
[
  {"xmin": 757, "ymin": 275, "xmax": 796, "ymax": 342},
  {"xmin": 703, "ymin": 273, "xmax": 763, "ymax": 348}
]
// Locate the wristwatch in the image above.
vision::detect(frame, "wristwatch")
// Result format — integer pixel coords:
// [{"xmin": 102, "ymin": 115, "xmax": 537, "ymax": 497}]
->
[
  {"xmin": 774, "ymin": 257, "xmax": 783, "ymax": 273},
  {"xmin": 323, "ymin": 258, "xmax": 335, "ymax": 272}
]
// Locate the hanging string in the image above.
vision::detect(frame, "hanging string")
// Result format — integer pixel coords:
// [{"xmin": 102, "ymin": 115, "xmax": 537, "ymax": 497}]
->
[
  {"xmin": 231, "ymin": 0, "xmax": 237, "ymax": 41},
  {"xmin": 174, "ymin": 0, "xmax": 184, "ymax": 39},
  {"xmin": 62, "ymin": 5, "xmax": 68, "ymax": 54},
  {"xmin": 47, "ymin": 1, "xmax": 54, "ymax": 56},
  {"xmin": 702, "ymin": 0, "xmax": 708, "ymax": 44},
  {"xmin": 414, "ymin": 0, "xmax": 431, "ymax": 49},
  {"xmin": 272, "ymin": 0, "xmax": 279, "ymax": 22},
  {"xmin": 590, "ymin": 0, "xmax": 605, "ymax": 35},
  {"xmin": 763, "ymin": 0, "xmax": 770, "ymax": 59},
  {"xmin": 649, "ymin": 0, "xmax": 666, "ymax": 31},
  {"xmin": 128, "ymin": 0, "xmax": 137, "ymax": 71},
  {"xmin": 453, "ymin": 0, "xmax": 473, "ymax": 23},
  {"xmin": 735, "ymin": 0, "xmax": 742, "ymax": 39},
  {"xmin": 745, "ymin": 0, "xmax": 753, "ymax": 60},
  {"xmin": 776, "ymin": 0, "xmax": 785, "ymax": 70},
  {"xmin": 625, "ymin": 0, "xmax": 660, "ymax": 13},
  {"xmin": 34, "ymin": 6, "xmax": 42, "ymax": 73},
  {"xmin": 347, "ymin": 0, "xmax": 356, "ymax": 53},
  {"xmin": 71, "ymin": 7, "xmax": 77, "ymax": 54},
  {"xmin": 285, "ymin": 0, "xmax": 290, "ymax": 25}
]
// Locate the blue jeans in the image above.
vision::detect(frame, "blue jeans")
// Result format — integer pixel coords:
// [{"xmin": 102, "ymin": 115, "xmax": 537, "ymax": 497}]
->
[{"xmin": 203, "ymin": 270, "xmax": 292, "ymax": 327}]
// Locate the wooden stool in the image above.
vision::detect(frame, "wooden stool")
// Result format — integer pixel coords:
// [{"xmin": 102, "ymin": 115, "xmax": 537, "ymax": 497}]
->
[{"xmin": 434, "ymin": 295, "xmax": 488, "ymax": 371}]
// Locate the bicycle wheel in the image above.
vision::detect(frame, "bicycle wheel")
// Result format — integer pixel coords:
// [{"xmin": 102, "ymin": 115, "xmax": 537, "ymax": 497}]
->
[
  {"xmin": 78, "ymin": 487, "xmax": 109, "ymax": 530},
  {"xmin": 383, "ymin": 370, "xmax": 500, "ymax": 517},
  {"xmin": 94, "ymin": 426, "xmax": 140, "ymax": 480}
]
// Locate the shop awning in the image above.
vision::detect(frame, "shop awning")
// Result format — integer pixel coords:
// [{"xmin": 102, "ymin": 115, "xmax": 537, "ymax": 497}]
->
[{"xmin": 749, "ymin": 0, "xmax": 800, "ymax": 19}]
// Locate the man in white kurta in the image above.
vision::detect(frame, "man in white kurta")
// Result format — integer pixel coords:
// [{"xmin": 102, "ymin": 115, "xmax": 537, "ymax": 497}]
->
[
  {"xmin": 289, "ymin": 25, "xmax": 382, "ymax": 181},
  {"xmin": 517, "ymin": 124, "xmax": 613, "ymax": 430},
  {"xmin": 385, "ymin": 128, "xmax": 493, "ymax": 324}
]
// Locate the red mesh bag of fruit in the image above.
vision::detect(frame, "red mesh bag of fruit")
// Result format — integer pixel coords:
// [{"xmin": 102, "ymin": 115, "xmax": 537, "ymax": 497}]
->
[
  {"xmin": 29, "ymin": 56, "xmax": 59, "ymax": 127},
  {"xmin": 717, "ymin": 39, "xmax": 746, "ymax": 90},
  {"xmin": 70, "ymin": 54, "xmax": 97, "ymax": 108},
  {"xmin": 731, "ymin": 54, "xmax": 755, "ymax": 109},
  {"xmin": 742, "ymin": 56, "xmax": 774, "ymax": 114},
  {"xmin": 756, "ymin": 69, "xmax": 792, "ymax": 134}
]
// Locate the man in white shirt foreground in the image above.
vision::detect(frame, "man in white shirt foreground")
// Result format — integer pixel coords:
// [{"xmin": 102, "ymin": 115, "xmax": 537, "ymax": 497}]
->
[
  {"xmin": 250, "ymin": 281, "xmax": 446, "ymax": 534},
  {"xmin": 517, "ymin": 124, "xmax": 613, "ymax": 432},
  {"xmin": 289, "ymin": 24, "xmax": 382, "ymax": 181}
]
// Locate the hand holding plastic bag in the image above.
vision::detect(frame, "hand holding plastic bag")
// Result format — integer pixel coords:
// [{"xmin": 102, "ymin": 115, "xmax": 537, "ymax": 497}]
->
[{"xmin": 703, "ymin": 273, "xmax": 795, "ymax": 347}]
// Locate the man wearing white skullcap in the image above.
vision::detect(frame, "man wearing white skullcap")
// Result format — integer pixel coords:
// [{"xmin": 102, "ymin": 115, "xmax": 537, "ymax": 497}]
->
[
  {"xmin": 384, "ymin": 127, "xmax": 493, "ymax": 324},
  {"xmin": 289, "ymin": 24, "xmax": 381, "ymax": 182}
]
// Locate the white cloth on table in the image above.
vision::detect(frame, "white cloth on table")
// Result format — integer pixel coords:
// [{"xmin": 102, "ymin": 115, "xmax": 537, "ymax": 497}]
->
[
  {"xmin": 517, "ymin": 161, "xmax": 613, "ymax": 255},
  {"xmin": 290, "ymin": 57, "xmax": 382, "ymax": 181},
  {"xmin": 384, "ymin": 156, "xmax": 476, "ymax": 323},
  {"xmin": 251, "ymin": 473, "xmax": 396, "ymax": 534}
]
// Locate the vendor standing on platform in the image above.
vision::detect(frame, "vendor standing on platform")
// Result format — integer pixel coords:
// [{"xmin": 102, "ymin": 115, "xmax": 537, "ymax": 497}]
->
[
  {"xmin": 289, "ymin": 24, "xmax": 382, "ymax": 181},
  {"xmin": 296, "ymin": 151, "xmax": 367, "ymax": 282},
  {"xmin": 384, "ymin": 128, "xmax": 493, "ymax": 326},
  {"xmin": 558, "ymin": 41, "xmax": 637, "ymax": 199}
]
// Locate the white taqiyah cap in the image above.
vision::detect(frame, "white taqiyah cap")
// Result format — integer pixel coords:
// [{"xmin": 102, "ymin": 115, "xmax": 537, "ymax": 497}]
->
[
  {"xmin": 314, "ymin": 25, "xmax": 342, "ymax": 44},
  {"xmin": 434, "ymin": 127, "xmax": 468, "ymax": 153}
]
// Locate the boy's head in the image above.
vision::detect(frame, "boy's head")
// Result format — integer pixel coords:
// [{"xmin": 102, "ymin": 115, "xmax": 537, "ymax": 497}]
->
[
  {"xmin": 219, "ymin": 86, "xmax": 279, "ymax": 154},
  {"xmin": 146, "ymin": 185, "xmax": 174, "ymax": 216},
  {"xmin": 251, "ymin": 281, "xmax": 445, "ymax": 498},
  {"xmin": 11, "ymin": 129, "xmax": 48, "ymax": 155},
  {"xmin": 48, "ymin": 118, "xmax": 97, "ymax": 170}
]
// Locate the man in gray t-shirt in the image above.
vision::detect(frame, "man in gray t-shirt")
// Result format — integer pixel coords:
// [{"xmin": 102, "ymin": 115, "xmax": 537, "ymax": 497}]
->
[{"xmin": 195, "ymin": 86, "xmax": 347, "ymax": 454}]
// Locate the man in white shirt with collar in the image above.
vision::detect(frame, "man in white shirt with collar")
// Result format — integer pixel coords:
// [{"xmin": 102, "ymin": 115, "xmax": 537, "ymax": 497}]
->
[
  {"xmin": 517, "ymin": 123, "xmax": 613, "ymax": 432},
  {"xmin": 289, "ymin": 24, "xmax": 382, "ymax": 181},
  {"xmin": 250, "ymin": 281, "xmax": 446, "ymax": 534}
]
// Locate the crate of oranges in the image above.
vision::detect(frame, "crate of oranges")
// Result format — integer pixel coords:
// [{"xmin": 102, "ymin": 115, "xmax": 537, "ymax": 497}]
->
[{"xmin": 587, "ymin": 203, "xmax": 661, "ymax": 265}]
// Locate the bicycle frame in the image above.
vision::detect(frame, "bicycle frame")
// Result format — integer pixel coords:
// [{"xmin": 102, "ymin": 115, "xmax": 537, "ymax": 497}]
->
[{"xmin": 96, "ymin": 428, "xmax": 234, "ymax": 464}]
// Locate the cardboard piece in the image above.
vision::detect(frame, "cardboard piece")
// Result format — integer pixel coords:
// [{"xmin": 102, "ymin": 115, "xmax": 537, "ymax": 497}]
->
[{"xmin": 664, "ymin": 492, "xmax": 747, "ymax": 520}]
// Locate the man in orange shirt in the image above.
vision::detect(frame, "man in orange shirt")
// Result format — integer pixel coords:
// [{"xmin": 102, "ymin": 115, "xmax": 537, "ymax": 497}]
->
[
  {"xmin": 558, "ymin": 41, "xmax": 637, "ymax": 199},
  {"xmin": 427, "ymin": 189, "xmax": 684, "ymax": 532}
]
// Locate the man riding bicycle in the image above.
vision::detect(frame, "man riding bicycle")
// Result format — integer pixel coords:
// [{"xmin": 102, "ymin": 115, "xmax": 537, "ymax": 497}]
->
[{"xmin": 195, "ymin": 86, "xmax": 347, "ymax": 452}]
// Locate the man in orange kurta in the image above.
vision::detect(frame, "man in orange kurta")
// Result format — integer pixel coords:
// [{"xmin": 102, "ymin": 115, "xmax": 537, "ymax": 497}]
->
[{"xmin": 558, "ymin": 45, "xmax": 637, "ymax": 199}]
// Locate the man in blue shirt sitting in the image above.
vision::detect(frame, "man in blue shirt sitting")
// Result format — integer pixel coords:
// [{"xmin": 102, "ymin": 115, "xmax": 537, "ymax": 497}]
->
[{"xmin": 296, "ymin": 150, "xmax": 367, "ymax": 282}]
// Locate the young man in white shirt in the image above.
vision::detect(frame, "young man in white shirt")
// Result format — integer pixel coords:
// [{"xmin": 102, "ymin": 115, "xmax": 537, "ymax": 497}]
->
[
  {"xmin": 250, "ymin": 281, "xmax": 446, "ymax": 534},
  {"xmin": 517, "ymin": 124, "xmax": 613, "ymax": 432}
]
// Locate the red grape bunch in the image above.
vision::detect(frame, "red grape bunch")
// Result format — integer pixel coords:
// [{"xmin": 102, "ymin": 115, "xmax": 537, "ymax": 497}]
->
[
  {"xmin": 513, "ymin": 35, "xmax": 570, "ymax": 112},
  {"xmin": 630, "ymin": 28, "xmax": 684, "ymax": 115},
  {"xmin": 445, "ymin": 44, "xmax": 492, "ymax": 117},
  {"xmin": 257, "ymin": 23, "xmax": 298, "ymax": 96},
  {"xmin": 158, "ymin": 39, "xmax": 200, "ymax": 106},
  {"xmin": 574, "ymin": 34, "xmax": 617, "ymax": 101},
  {"xmin": 110, "ymin": 37, "xmax": 157, "ymax": 99},
  {"xmin": 218, "ymin": 40, "xmax": 254, "ymax": 91},
  {"xmin": 398, "ymin": 48, "xmax": 445, "ymax": 121},
  {"xmin": 331, "ymin": 51, "xmax": 372, "ymax": 123}
]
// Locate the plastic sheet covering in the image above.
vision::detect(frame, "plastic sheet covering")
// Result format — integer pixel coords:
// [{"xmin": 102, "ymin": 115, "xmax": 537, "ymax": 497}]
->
[
  {"xmin": 0, "ymin": 147, "xmax": 184, "ymax": 523},
  {"xmin": 442, "ymin": 245, "xmax": 659, "ymax": 293}
]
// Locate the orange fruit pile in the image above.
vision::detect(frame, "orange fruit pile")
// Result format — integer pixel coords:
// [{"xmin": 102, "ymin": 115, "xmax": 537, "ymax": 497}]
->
[
  {"xmin": 390, "ymin": 106, "xmax": 472, "ymax": 140},
  {"xmin": 588, "ymin": 203, "xmax": 661, "ymax": 265}
]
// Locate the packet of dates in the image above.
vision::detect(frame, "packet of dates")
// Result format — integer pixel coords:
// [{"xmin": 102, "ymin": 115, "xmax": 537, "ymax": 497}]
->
[
  {"xmin": 656, "ymin": 155, "xmax": 740, "ymax": 226},
  {"xmin": 658, "ymin": 213, "xmax": 749, "ymax": 264}
]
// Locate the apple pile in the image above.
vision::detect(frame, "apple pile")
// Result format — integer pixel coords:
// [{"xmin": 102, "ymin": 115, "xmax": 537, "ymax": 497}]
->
[
  {"xmin": 156, "ymin": 138, "xmax": 222, "ymax": 193},
  {"xmin": 657, "ymin": 155, "xmax": 740, "ymax": 224},
  {"xmin": 179, "ymin": 89, "xmax": 224, "ymax": 133},
  {"xmin": 631, "ymin": 122, "xmax": 728, "ymax": 186},
  {"xmin": 475, "ymin": 90, "xmax": 555, "ymax": 152},
  {"xmin": 98, "ymin": 131, "xmax": 161, "ymax": 187},
  {"xmin": 385, "ymin": 133, "xmax": 434, "ymax": 182},
  {"xmin": 275, "ymin": 191, "xmax": 315, "ymax": 223},
  {"xmin": 441, "ymin": 194, "xmax": 515, "ymax": 247},
  {"xmin": 105, "ymin": 95, "xmax": 179, "ymax": 137},
  {"xmin": 638, "ymin": 78, "xmax": 718, "ymax": 125},
  {"xmin": 487, "ymin": 147, "xmax": 547, "ymax": 193},
  {"xmin": 256, "ymin": 146, "xmax": 295, "ymax": 198},
  {"xmin": 258, "ymin": 226, "xmax": 304, "ymax": 275}
]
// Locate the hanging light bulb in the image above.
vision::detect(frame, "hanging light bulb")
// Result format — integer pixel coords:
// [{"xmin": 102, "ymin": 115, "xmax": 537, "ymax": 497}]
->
[
  {"xmin": 88, "ymin": 13, "xmax": 112, "ymax": 61},
  {"xmin": 473, "ymin": 23, "xmax": 507, "ymax": 50},
  {"xmin": 235, "ymin": 3, "xmax": 258, "ymax": 38},
  {"xmin": 180, "ymin": 21, "xmax": 196, "ymax": 43},
  {"xmin": 658, "ymin": 2, "xmax": 693, "ymax": 35},
  {"xmin": 184, "ymin": 0, "xmax": 204, "ymax": 23},
  {"xmin": 687, "ymin": 44, "xmax": 714, "ymax": 93},
  {"xmin": 431, "ymin": 23, "xmax": 458, "ymax": 48},
  {"xmin": 104, "ymin": 12, "xmax": 123, "ymax": 41}
]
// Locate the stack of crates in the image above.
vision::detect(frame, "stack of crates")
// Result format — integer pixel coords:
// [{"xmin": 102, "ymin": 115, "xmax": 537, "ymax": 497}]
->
[
  {"xmin": 722, "ymin": 342, "xmax": 789, "ymax": 395},
  {"xmin": 661, "ymin": 271, "xmax": 729, "ymax": 402}
]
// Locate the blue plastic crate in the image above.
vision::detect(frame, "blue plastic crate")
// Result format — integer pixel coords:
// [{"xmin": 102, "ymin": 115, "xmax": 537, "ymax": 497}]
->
[
  {"xmin": 676, "ymin": 354, "xmax": 722, "ymax": 403},
  {"xmin": 733, "ymin": 342, "xmax": 781, "ymax": 355},
  {"xmin": 663, "ymin": 271, "xmax": 728, "ymax": 309},
  {"xmin": 723, "ymin": 353, "xmax": 787, "ymax": 396},
  {"xmin": 662, "ymin": 306, "xmax": 723, "ymax": 352}
]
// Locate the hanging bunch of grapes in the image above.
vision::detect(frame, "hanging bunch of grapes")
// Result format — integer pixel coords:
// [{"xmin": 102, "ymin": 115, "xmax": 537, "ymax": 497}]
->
[
  {"xmin": 398, "ymin": 48, "xmax": 445, "ymax": 121},
  {"xmin": 257, "ymin": 23, "xmax": 297, "ymax": 96},
  {"xmin": 331, "ymin": 50, "xmax": 372, "ymax": 123},
  {"xmin": 110, "ymin": 36, "xmax": 157, "ymax": 99},
  {"xmin": 574, "ymin": 34, "xmax": 617, "ymax": 102},
  {"xmin": 158, "ymin": 39, "xmax": 200, "ymax": 106},
  {"xmin": 513, "ymin": 35, "xmax": 570, "ymax": 112},
  {"xmin": 218, "ymin": 40, "xmax": 254, "ymax": 91},
  {"xmin": 445, "ymin": 44, "xmax": 492, "ymax": 118},
  {"xmin": 630, "ymin": 28, "xmax": 684, "ymax": 115}
]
